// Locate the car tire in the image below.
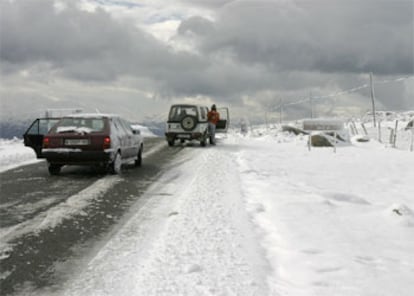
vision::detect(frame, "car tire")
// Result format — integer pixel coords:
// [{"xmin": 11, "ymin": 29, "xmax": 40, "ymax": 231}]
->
[
  {"xmin": 109, "ymin": 151, "xmax": 122, "ymax": 174},
  {"xmin": 93, "ymin": 164, "xmax": 107, "ymax": 174},
  {"xmin": 48, "ymin": 163, "xmax": 61, "ymax": 175},
  {"xmin": 168, "ymin": 139, "xmax": 175, "ymax": 146},
  {"xmin": 180, "ymin": 115, "xmax": 198, "ymax": 131},
  {"xmin": 135, "ymin": 145, "xmax": 142, "ymax": 167}
]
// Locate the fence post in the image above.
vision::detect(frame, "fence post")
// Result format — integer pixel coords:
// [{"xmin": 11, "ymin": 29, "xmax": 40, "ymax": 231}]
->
[
  {"xmin": 393, "ymin": 120, "xmax": 399, "ymax": 148},
  {"xmin": 361, "ymin": 123, "xmax": 368, "ymax": 136},
  {"xmin": 378, "ymin": 121, "xmax": 382, "ymax": 143},
  {"xmin": 348, "ymin": 122, "xmax": 355, "ymax": 135},
  {"xmin": 351, "ymin": 121, "xmax": 359, "ymax": 135},
  {"xmin": 389, "ymin": 129, "xmax": 394, "ymax": 146},
  {"xmin": 369, "ymin": 72, "xmax": 377, "ymax": 127}
]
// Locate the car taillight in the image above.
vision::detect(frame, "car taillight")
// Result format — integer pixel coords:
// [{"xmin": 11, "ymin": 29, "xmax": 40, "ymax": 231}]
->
[
  {"xmin": 103, "ymin": 136, "xmax": 111, "ymax": 149},
  {"xmin": 43, "ymin": 137, "xmax": 50, "ymax": 148}
]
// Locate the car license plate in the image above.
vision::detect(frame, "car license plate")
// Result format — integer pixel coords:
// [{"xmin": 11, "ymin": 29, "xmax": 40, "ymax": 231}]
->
[
  {"xmin": 65, "ymin": 139, "xmax": 89, "ymax": 145},
  {"xmin": 177, "ymin": 134, "xmax": 190, "ymax": 139}
]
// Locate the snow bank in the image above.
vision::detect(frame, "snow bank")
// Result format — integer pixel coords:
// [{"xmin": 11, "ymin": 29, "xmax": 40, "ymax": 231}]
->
[{"xmin": 0, "ymin": 138, "xmax": 39, "ymax": 173}]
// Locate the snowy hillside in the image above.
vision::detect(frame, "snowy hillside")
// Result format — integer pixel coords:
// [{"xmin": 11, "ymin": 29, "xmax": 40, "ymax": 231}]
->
[{"xmin": 1, "ymin": 118, "xmax": 413, "ymax": 295}]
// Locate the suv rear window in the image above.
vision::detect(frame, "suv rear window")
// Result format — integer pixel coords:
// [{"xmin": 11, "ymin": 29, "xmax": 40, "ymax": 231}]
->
[
  {"xmin": 168, "ymin": 106, "xmax": 198, "ymax": 121},
  {"xmin": 54, "ymin": 118, "xmax": 105, "ymax": 133}
]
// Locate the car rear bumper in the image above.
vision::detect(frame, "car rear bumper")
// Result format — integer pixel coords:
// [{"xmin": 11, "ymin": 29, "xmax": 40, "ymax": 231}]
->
[
  {"xmin": 165, "ymin": 132, "xmax": 205, "ymax": 141},
  {"xmin": 42, "ymin": 149, "xmax": 112, "ymax": 165}
]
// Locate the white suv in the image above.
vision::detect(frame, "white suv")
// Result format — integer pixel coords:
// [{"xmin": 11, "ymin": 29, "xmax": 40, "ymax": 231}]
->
[{"xmin": 165, "ymin": 104, "xmax": 229, "ymax": 147}]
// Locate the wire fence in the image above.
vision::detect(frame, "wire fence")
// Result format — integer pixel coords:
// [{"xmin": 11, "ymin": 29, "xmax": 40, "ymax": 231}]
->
[
  {"xmin": 266, "ymin": 74, "xmax": 414, "ymax": 121},
  {"xmin": 258, "ymin": 74, "xmax": 414, "ymax": 151}
]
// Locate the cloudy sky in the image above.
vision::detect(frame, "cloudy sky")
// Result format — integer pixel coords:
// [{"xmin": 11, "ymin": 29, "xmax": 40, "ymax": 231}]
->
[{"xmin": 1, "ymin": 0, "xmax": 413, "ymax": 123}]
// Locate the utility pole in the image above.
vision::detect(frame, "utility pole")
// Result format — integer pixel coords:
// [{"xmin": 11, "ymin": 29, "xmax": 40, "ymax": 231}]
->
[
  {"xmin": 279, "ymin": 99, "xmax": 283, "ymax": 125},
  {"xmin": 370, "ymin": 72, "xmax": 377, "ymax": 127}
]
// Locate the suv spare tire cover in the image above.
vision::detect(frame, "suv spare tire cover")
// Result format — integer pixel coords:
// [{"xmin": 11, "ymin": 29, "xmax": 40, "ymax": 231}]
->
[{"xmin": 181, "ymin": 115, "xmax": 198, "ymax": 131}]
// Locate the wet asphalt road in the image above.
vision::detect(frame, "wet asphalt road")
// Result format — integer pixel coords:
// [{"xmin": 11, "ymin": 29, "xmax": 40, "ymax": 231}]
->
[{"xmin": 0, "ymin": 137, "xmax": 185, "ymax": 295}]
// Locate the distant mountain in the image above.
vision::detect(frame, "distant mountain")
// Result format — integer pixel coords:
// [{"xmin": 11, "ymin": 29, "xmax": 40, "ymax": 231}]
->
[
  {"xmin": 139, "ymin": 120, "xmax": 165, "ymax": 137},
  {"xmin": 0, "ymin": 120, "xmax": 32, "ymax": 139}
]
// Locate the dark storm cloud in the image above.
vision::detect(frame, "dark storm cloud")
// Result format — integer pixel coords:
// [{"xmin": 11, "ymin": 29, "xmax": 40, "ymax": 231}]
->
[
  {"xmin": 0, "ymin": 0, "xmax": 204, "ymax": 83},
  {"xmin": 0, "ymin": 0, "xmax": 278, "ymax": 99},
  {"xmin": 178, "ymin": 0, "xmax": 414, "ymax": 75},
  {"xmin": 1, "ymin": 1, "xmax": 127, "ymax": 67},
  {"xmin": 0, "ymin": 0, "xmax": 271, "ymax": 99}
]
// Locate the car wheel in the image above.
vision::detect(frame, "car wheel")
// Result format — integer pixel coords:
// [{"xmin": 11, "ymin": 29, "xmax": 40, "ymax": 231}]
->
[
  {"xmin": 48, "ymin": 163, "xmax": 61, "ymax": 175},
  {"xmin": 109, "ymin": 152, "xmax": 122, "ymax": 174},
  {"xmin": 180, "ymin": 115, "xmax": 197, "ymax": 131},
  {"xmin": 93, "ymin": 164, "xmax": 107, "ymax": 174},
  {"xmin": 168, "ymin": 139, "xmax": 175, "ymax": 146},
  {"xmin": 135, "ymin": 145, "xmax": 142, "ymax": 167}
]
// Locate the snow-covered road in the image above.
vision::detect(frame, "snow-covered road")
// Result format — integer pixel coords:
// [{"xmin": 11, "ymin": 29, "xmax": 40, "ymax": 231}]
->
[{"xmin": 57, "ymin": 138, "xmax": 269, "ymax": 296}]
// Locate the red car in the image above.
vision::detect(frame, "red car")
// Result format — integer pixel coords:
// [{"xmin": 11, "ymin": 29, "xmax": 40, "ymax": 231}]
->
[{"xmin": 24, "ymin": 114, "xmax": 143, "ymax": 175}]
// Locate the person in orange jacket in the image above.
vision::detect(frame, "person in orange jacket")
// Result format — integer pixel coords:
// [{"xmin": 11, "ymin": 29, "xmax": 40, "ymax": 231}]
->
[{"xmin": 207, "ymin": 104, "xmax": 220, "ymax": 145}]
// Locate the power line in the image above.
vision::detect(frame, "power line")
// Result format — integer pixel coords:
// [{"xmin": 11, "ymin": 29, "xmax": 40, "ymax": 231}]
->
[
  {"xmin": 279, "ymin": 75, "xmax": 413, "ymax": 109},
  {"xmin": 267, "ymin": 74, "xmax": 413, "ymax": 123}
]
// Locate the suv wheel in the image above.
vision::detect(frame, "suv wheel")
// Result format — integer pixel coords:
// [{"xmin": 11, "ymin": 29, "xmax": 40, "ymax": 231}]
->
[
  {"xmin": 181, "ymin": 115, "xmax": 197, "ymax": 131},
  {"xmin": 200, "ymin": 132, "xmax": 207, "ymax": 147}
]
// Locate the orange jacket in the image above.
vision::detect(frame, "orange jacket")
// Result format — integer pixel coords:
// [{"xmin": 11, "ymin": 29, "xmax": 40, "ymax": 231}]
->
[{"xmin": 207, "ymin": 110, "xmax": 220, "ymax": 125}]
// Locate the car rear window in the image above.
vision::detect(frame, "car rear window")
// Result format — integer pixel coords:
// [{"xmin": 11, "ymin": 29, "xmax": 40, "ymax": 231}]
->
[{"xmin": 55, "ymin": 118, "xmax": 105, "ymax": 133}]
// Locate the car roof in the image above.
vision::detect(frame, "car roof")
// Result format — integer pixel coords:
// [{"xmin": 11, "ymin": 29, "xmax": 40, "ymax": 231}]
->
[{"xmin": 62, "ymin": 113, "xmax": 120, "ymax": 119}]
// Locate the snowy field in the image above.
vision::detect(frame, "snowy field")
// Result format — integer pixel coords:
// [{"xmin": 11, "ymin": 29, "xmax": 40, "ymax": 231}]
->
[
  {"xmin": 0, "ymin": 138, "xmax": 40, "ymax": 173},
  {"xmin": 1, "ymin": 122, "xmax": 414, "ymax": 296}
]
